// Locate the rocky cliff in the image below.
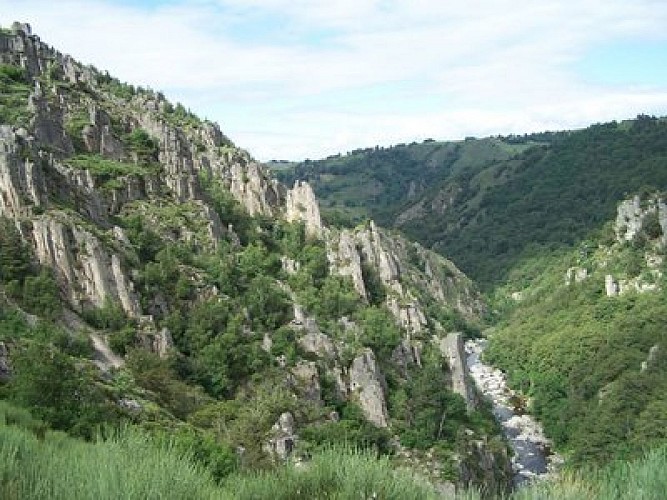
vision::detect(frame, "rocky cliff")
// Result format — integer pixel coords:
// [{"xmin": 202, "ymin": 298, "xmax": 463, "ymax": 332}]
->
[{"xmin": 0, "ymin": 23, "xmax": 507, "ymax": 492}]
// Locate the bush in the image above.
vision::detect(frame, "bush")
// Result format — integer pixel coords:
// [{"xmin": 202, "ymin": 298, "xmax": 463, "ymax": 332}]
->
[{"xmin": 125, "ymin": 128, "xmax": 159, "ymax": 164}]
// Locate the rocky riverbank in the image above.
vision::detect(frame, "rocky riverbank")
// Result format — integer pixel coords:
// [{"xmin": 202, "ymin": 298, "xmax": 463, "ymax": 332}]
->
[{"xmin": 465, "ymin": 339, "xmax": 563, "ymax": 486}]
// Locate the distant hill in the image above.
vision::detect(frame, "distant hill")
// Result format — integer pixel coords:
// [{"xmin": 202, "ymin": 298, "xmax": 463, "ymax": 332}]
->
[{"xmin": 273, "ymin": 117, "xmax": 667, "ymax": 288}]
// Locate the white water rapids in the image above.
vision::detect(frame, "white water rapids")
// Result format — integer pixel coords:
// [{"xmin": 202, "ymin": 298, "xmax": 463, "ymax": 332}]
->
[{"xmin": 465, "ymin": 339, "xmax": 563, "ymax": 486}]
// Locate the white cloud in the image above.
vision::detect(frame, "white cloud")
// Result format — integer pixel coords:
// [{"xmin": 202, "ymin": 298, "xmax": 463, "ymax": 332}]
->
[{"xmin": 2, "ymin": 0, "xmax": 667, "ymax": 159}]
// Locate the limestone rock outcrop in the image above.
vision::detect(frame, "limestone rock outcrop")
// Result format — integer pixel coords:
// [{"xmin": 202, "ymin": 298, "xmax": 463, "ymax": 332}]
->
[
  {"xmin": 641, "ymin": 345, "xmax": 660, "ymax": 372},
  {"xmin": 29, "ymin": 86, "xmax": 73, "ymax": 155},
  {"xmin": 436, "ymin": 332, "xmax": 476, "ymax": 410},
  {"xmin": 0, "ymin": 341, "xmax": 10, "ymax": 382},
  {"xmin": 565, "ymin": 267, "xmax": 588, "ymax": 285},
  {"xmin": 82, "ymin": 105, "xmax": 125, "ymax": 160},
  {"xmin": 0, "ymin": 126, "xmax": 47, "ymax": 217},
  {"xmin": 391, "ymin": 338, "xmax": 422, "ymax": 377},
  {"xmin": 31, "ymin": 215, "xmax": 140, "ymax": 317},
  {"xmin": 326, "ymin": 221, "xmax": 484, "ymax": 335},
  {"xmin": 285, "ymin": 180, "xmax": 322, "ymax": 236},
  {"xmin": 327, "ymin": 229, "xmax": 366, "ymax": 297},
  {"xmin": 228, "ymin": 162, "xmax": 284, "ymax": 217},
  {"xmin": 290, "ymin": 361, "xmax": 322, "ymax": 404},
  {"xmin": 457, "ymin": 438, "xmax": 513, "ymax": 497},
  {"xmin": 349, "ymin": 348, "xmax": 389, "ymax": 428},
  {"xmin": 615, "ymin": 194, "xmax": 666, "ymax": 245},
  {"xmin": 264, "ymin": 411, "xmax": 297, "ymax": 461}
]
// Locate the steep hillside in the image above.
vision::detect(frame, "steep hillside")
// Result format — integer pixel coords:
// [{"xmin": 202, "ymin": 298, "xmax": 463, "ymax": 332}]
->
[
  {"xmin": 0, "ymin": 23, "xmax": 509, "ymax": 494},
  {"xmin": 275, "ymin": 119, "xmax": 667, "ymax": 288},
  {"xmin": 486, "ymin": 194, "xmax": 667, "ymax": 465}
]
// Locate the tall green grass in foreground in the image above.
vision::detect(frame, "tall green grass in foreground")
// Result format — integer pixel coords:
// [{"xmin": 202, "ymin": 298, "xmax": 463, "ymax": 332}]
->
[
  {"xmin": 0, "ymin": 402, "xmax": 221, "ymax": 500},
  {"xmin": 223, "ymin": 447, "xmax": 456, "ymax": 500},
  {"xmin": 2, "ymin": 400, "xmax": 666, "ymax": 499}
]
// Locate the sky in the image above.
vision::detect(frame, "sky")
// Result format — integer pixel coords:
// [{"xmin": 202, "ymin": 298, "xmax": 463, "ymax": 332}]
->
[{"xmin": 3, "ymin": 0, "xmax": 667, "ymax": 161}]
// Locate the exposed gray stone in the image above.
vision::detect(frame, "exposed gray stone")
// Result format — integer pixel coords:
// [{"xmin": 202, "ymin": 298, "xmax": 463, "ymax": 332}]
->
[
  {"xmin": 327, "ymin": 229, "xmax": 367, "ymax": 298},
  {"xmin": 391, "ymin": 338, "xmax": 422, "ymax": 377},
  {"xmin": 0, "ymin": 341, "xmax": 10, "ymax": 381},
  {"xmin": 280, "ymin": 256, "xmax": 300, "ymax": 275},
  {"xmin": 31, "ymin": 215, "xmax": 141, "ymax": 317},
  {"xmin": 298, "ymin": 330, "xmax": 336, "ymax": 358},
  {"xmin": 605, "ymin": 274, "xmax": 619, "ymax": 297},
  {"xmin": 641, "ymin": 345, "xmax": 660, "ymax": 372},
  {"xmin": 265, "ymin": 411, "xmax": 297, "ymax": 461},
  {"xmin": 153, "ymin": 327, "xmax": 174, "ymax": 358},
  {"xmin": 29, "ymin": 88, "xmax": 73, "ymax": 155},
  {"xmin": 437, "ymin": 333, "xmax": 477, "ymax": 410},
  {"xmin": 82, "ymin": 104, "xmax": 125, "ymax": 160},
  {"xmin": 349, "ymin": 348, "xmax": 389, "ymax": 428},
  {"xmin": 0, "ymin": 126, "xmax": 47, "ymax": 217},
  {"xmin": 291, "ymin": 361, "xmax": 322, "ymax": 404},
  {"xmin": 285, "ymin": 180, "xmax": 323, "ymax": 237},
  {"xmin": 566, "ymin": 267, "xmax": 588, "ymax": 285}
]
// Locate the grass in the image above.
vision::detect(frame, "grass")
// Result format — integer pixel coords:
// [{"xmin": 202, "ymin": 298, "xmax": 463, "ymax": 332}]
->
[
  {"xmin": 0, "ymin": 63, "xmax": 32, "ymax": 127},
  {"xmin": 2, "ymin": 399, "xmax": 667, "ymax": 499},
  {"xmin": 222, "ymin": 447, "xmax": 450, "ymax": 500},
  {"xmin": 0, "ymin": 403, "xmax": 221, "ymax": 500},
  {"xmin": 65, "ymin": 154, "xmax": 161, "ymax": 190}
]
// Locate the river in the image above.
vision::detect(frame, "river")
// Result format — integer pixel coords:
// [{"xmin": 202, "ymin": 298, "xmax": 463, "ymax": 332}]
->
[{"xmin": 465, "ymin": 339, "xmax": 563, "ymax": 486}]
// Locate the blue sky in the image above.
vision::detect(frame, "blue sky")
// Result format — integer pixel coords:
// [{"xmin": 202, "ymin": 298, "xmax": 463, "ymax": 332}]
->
[{"xmin": 2, "ymin": 0, "xmax": 667, "ymax": 160}]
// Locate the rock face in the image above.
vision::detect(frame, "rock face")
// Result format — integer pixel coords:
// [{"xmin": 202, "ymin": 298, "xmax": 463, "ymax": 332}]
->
[
  {"xmin": 228, "ymin": 162, "xmax": 284, "ymax": 217},
  {"xmin": 285, "ymin": 180, "xmax": 323, "ymax": 237},
  {"xmin": 31, "ymin": 215, "xmax": 141, "ymax": 317},
  {"xmin": 264, "ymin": 411, "xmax": 297, "ymax": 461},
  {"xmin": 437, "ymin": 333, "xmax": 476, "ymax": 410},
  {"xmin": 327, "ymin": 221, "xmax": 484, "ymax": 336},
  {"xmin": 348, "ymin": 348, "xmax": 389, "ymax": 428},
  {"xmin": 298, "ymin": 330, "xmax": 336, "ymax": 359},
  {"xmin": 82, "ymin": 105, "xmax": 125, "ymax": 160},
  {"xmin": 0, "ymin": 126, "xmax": 47, "ymax": 217},
  {"xmin": 391, "ymin": 338, "xmax": 422, "ymax": 377},
  {"xmin": 615, "ymin": 194, "xmax": 666, "ymax": 244},
  {"xmin": 0, "ymin": 341, "xmax": 10, "ymax": 382},
  {"xmin": 29, "ymin": 87, "xmax": 73, "ymax": 155},
  {"xmin": 457, "ymin": 438, "xmax": 513, "ymax": 498},
  {"xmin": 605, "ymin": 274, "xmax": 619, "ymax": 297},
  {"xmin": 641, "ymin": 345, "xmax": 660, "ymax": 372},
  {"xmin": 328, "ymin": 229, "xmax": 366, "ymax": 297},
  {"xmin": 290, "ymin": 361, "xmax": 322, "ymax": 404},
  {"xmin": 616, "ymin": 196, "xmax": 646, "ymax": 242}
]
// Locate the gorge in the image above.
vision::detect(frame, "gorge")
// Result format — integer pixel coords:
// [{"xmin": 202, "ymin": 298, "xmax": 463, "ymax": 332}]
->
[{"xmin": 1, "ymin": 20, "xmax": 667, "ymax": 500}]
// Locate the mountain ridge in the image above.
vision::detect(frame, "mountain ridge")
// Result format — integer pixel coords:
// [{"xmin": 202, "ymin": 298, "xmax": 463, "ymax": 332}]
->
[
  {"xmin": 0, "ymin": 22, "xmax": 511, "ymax": 495},
  {"xmin": 274, "ymin": 116, "xmax": 667, "ymax": 288}
]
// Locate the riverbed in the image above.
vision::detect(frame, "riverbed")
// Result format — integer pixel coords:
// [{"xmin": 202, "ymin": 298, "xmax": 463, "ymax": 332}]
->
[{"xmin": 465, "ymin": 339, "xmax": 563, "ymax": 486}]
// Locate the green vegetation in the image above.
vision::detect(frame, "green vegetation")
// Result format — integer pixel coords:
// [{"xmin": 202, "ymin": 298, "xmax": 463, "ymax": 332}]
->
[
  {"xmin": 163, "ymin": 101, "xmax": 204, "ymax": 129},
  {"xmin": 0, "ymin": 217, "xmax": 61, "ymax": 319},
  {"xmin": 0, "ymin": 63, "xmax": 32, "ymax": 127},
  {"xmin": 486, "ymin": 224, "xmax": 667, "ymax": 466},
  {"xmin": 125, "ymin": 128, "xmax": 159, "ymax": 163},
  {"xmin": 96, "ymin": 71, "xmax": 140, "ymax": 100},
  {"xmin": 66, "ymin": 154, "xmax": 161, "ymax": 190},
  {"xmin": 6, "ymin": 23, "xmax": 667, "ymax": 496},
  {"xmin": 3, "ymin": 399, "xmax": 667, "ymax": 499},
  {"xmin": 277, "ymin": 117, "xmax": 667, "ymax": 289},
  {"xmin": 0, "ymin": 409, "xmax": 222, "ymax": 499},
  {"xmin": 64, "ymin": 109, "xmax": 91, "ymax": 152}
]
